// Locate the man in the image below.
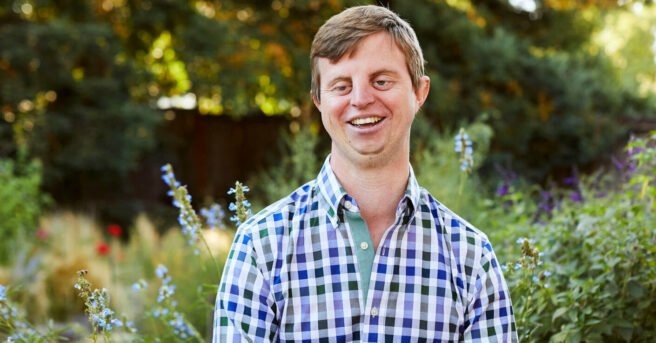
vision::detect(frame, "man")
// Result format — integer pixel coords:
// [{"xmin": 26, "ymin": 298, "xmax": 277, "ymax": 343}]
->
[{"xmin": 214, "ymin": 5, "xmax": 517, "ymax": 342}]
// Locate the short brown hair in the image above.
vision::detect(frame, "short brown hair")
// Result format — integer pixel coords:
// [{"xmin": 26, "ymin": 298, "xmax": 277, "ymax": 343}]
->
[{"xmin": 310, "ymin": 5, "xmax": 425, "ymax": 102}]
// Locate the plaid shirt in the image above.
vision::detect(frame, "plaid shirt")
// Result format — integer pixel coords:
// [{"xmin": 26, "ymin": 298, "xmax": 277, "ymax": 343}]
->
[{"xmin": 213, "ymin": 156, "xmax": 518, "ymax": 342}]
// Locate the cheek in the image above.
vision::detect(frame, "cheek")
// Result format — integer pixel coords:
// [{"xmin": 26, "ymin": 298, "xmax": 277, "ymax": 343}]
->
[{"xmin": 321, "ymin": 98, "xmax": 348, "ymax": 121}]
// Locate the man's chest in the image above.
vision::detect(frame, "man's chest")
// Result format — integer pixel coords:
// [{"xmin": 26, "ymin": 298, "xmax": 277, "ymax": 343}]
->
[{"xmin": 272, "ymin": 221, "xmax": 467, "ymax": 342}]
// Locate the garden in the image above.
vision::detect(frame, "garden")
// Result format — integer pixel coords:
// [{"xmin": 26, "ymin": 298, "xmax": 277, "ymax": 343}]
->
[{"xmin": 1, "ymin": 0, "xmax": 656, "ymax": 342}]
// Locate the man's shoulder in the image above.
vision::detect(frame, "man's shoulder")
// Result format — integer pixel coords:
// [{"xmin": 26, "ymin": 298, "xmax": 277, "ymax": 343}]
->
[
  {"xmin": 238, "ymin": 179, "xmax": 317, "ymax": 239},
  {"xmin": 419, "ymin": 187, "xmax": 492, "ymax": 250}
]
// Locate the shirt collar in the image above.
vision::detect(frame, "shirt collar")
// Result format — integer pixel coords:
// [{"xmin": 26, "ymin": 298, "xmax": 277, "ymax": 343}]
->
[{"xmin": 316, "ymin": 155, "xmax": 422, "ymax": 226}]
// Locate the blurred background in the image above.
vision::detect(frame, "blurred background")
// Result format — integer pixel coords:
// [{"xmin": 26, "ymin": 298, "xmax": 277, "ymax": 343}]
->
[{"xmin": 1, "ymin": 0, "xmax": 655, "ymax": 341}]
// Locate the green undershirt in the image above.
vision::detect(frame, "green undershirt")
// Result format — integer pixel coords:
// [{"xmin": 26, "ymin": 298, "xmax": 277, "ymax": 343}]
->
[{"xmin": 344, "ymin": 210, "xmax": 375, "ymax": 306}]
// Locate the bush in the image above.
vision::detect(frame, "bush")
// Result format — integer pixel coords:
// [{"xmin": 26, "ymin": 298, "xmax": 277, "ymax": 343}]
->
[
  {"xmin": 496, "ymin": 132, "xmax": 656, "ymax": 342},
  {"xmin": 0, "ymin": 158, "xmax": 50, "ymax": 264}
]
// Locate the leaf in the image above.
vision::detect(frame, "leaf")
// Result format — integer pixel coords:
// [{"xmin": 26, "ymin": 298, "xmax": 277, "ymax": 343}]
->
[
  {"xmin": 617, "ymin": 327, "xmax": 633, "ymax": 342},
  {"xmin": 626, "ymin": 280, "xmax": 645, "ymax": 299},
  {"xmin": 551, "ymin": 330, "xmax": 570, "ymax": 343},
  {"xmin": 552, "ymin": 307, "xmax": 569, "ymax": 322}
]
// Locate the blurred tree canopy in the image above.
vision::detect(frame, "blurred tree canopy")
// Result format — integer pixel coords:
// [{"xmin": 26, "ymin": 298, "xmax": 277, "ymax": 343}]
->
[{"xmin": 1, "ymin": 0, "xmax": 655, "ymax": 213}]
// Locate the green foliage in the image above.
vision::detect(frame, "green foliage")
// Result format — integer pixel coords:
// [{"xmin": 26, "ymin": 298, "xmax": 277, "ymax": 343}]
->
[
  {"xmin": 412, "ymin": 115, "xmax": 494, "ymax": 219},
  {"xmin": 398, "ymin": 0, "xmax": 655, "ymax": 182},
  {"xmin": 2, "ymin": 0, "xmax": 655, "ymax": 211},
  {"xmin": 0, "ymin": 158, "xmax": 49, "ymax": 264},
  {"xmin": 249, "ymin": 126, "xmax": 324, "ymax": 207},
  {"xmin": 1, "ymin": 285, "xmax": 68, "ymax": 342},
  {"xmin": 494, "ymin": 132, "xmax": 656, "ymax": 341}
]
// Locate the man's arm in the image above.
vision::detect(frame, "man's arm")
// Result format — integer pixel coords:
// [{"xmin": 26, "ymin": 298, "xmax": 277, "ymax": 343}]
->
[
  {"xmin": 462, "ymin": 242, "xmax": 518, "ymax": 342},
  {"xmin": 213, "ymin": 229, "xmax": 278, "ymax": 342}
]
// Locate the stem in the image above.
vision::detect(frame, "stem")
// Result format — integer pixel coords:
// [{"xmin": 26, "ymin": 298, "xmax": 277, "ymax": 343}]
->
[
  {"xmin": 456, "ymin": 172, "xmax": 467, "ymax": 210},
  {"xmin": 199, "ymin": 231, "xmax": 222, "ymax": 280}
]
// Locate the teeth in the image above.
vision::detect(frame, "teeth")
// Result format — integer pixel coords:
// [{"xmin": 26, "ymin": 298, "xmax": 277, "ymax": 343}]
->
[{"xmin": 350, "ymin": 116, "xmax": 382, "ymax": 125}]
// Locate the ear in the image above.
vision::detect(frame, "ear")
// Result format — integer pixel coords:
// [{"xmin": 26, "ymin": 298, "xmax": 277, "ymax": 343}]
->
[
  {"xmin": 414, "ymin": 75, "xmax": 430, "ymax": 109},
  {"xmin": 312, "ymin": 92, "xmax": 321, "ymax": 111}
]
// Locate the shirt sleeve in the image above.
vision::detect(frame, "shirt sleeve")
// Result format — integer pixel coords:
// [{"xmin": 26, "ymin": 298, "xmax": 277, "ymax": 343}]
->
[
  {"xmin": 462, "ymin": 242, "xmax": 518, "ymax": 342},
  {"xmin": 213, "ymin": 229, "xmax": 279, "ymax": 343}
]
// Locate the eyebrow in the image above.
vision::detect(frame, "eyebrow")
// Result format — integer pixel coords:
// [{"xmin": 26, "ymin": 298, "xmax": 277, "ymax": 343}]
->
[{"xmin": 370, "ymin": 69, "xmax": 401, "ymax": 79}]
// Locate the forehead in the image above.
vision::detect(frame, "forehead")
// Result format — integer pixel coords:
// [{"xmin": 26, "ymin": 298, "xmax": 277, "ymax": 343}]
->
[{"xmin": 317, "ymin": 32, "xmax": 410, "ymax": 83}]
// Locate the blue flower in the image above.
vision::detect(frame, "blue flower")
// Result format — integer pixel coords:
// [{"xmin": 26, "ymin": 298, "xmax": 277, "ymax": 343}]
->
[
  {"xmin": 544, "ymin": 271, "xmax": 552, "ymax": 277},
  {"xmin": 243, "ymin": 186, "xmax": 250, "ymax": 192},
  {"xmin": 155, "ymin": 264, "xmax": 168, "ymax": 279},
  {"xmin": 544, "ymin": 283, "xmax": 550, "ymax": 288},
  {"xmin": 160, "ymin": 165, "xmax": 167, "ymax": 172},
  {"xmin": 229, "ymin": 202, "xmax": 237, "ymax": 211},
  {"xmin": 243, "ymin": 200, "xmax": 251, "ymax": 208},
  {"xmin": 532, "ymin": 276, "xmax": 539, "ymax": 283},
  {"xmin": 227, "ymin": 188, "xmax": 236, "ymax": 195},
  {"xmin": 132, "ymin": 283, "xmax": 140, "ymax": 291}
]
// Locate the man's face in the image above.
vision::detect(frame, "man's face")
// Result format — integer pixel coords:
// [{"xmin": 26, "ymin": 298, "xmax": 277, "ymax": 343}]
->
[{"xmin": 314, "ymin": 31, "xmax": 429, "ymax": 169}]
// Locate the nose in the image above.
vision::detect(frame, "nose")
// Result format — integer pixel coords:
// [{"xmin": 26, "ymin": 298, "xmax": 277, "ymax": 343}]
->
[{"xmin": 350, "ymin": 81, "xmax": 375, "ymax": 108}]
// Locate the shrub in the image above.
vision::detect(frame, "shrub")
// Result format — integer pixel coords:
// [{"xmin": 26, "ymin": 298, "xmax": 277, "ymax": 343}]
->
[
  {"xmin": 497, "ymin": 132, "xmax": 656, "ymax": 342},
  {"xmin": 0, "ymin": 158, "xmax": 50, "ymax": 264}
]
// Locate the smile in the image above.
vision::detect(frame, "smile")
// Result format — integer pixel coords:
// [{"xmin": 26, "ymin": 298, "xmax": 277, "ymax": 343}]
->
[{"xmin": 349, "ymin": 116, "xmax": 385, "ymax": 127}]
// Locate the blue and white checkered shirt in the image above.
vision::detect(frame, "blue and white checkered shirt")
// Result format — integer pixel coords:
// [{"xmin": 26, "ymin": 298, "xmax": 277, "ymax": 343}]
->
[{"xmin": 213, "ymin": 156, "xmax": 518, "ymax": 342}]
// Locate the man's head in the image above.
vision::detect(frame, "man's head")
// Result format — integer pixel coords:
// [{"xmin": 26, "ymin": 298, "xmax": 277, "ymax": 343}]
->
[
  {"xmin": 310, "ymin": 6, "xmax": 430, "ymax": 170},
  {"xmin": 310, "ymin": 5, "xmax": 425, "ymax": 104}
]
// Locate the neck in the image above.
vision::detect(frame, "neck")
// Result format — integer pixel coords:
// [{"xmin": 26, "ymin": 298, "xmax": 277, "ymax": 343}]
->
[{"xmin": 330, "ymin": 149, "xmax": 409, "ymax": 249}]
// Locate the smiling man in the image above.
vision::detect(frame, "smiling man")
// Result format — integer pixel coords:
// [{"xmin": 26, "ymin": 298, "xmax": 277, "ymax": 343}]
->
[{"xmin": 213, "ymin": 5, "xmax": 517, "ymax": 342}]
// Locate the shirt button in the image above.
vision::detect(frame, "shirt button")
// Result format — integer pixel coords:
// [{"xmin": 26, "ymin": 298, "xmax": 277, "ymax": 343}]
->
[
  {"xmin": 371, "ymin": 307, "xmax": 378, "ymax": 317},
  {"xmin": 360, "ymin": 241, "xmax": 369, "ymax": 250},
  {"xmin": 344, "ymin": 201, "xmax": 353, "ymax": 210}
]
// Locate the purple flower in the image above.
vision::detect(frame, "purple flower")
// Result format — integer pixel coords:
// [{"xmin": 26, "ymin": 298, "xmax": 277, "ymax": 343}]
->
[
  {"xmin": 569, "ymin": 192, "xmax": 582, "ymax": 203},
  {"xmin": 563, "ymin": 177, "xmax": 577, "ymax": 185},
  {"xmin": 496, "ymin": 185, "xmax": 509, "ymax": 196},
  {"xmin": 611, "ymin": 156, "xmax": 623, "ymax": 170},
  {"xmin": 628, "ymin": 147, "xmax": 644, "ymax": 157}
]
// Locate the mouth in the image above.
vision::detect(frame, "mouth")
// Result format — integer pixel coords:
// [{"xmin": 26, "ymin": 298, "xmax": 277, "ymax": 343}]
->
[{"xmin": 348, "ymin": 116, "xmax": 385, "ymax": 128}]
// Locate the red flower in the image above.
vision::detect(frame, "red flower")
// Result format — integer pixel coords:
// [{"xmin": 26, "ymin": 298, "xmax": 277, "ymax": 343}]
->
[
  {"xmin": 107, "ymin": 224, "xmax": 122, "ymax": 237},
  {"xmin": 36, "ymin": 228, "xmax": 49, "ymax": 240},
  {"xmin": 96, "ymin": 242, "xmax": 111, "ymax": 255}
]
